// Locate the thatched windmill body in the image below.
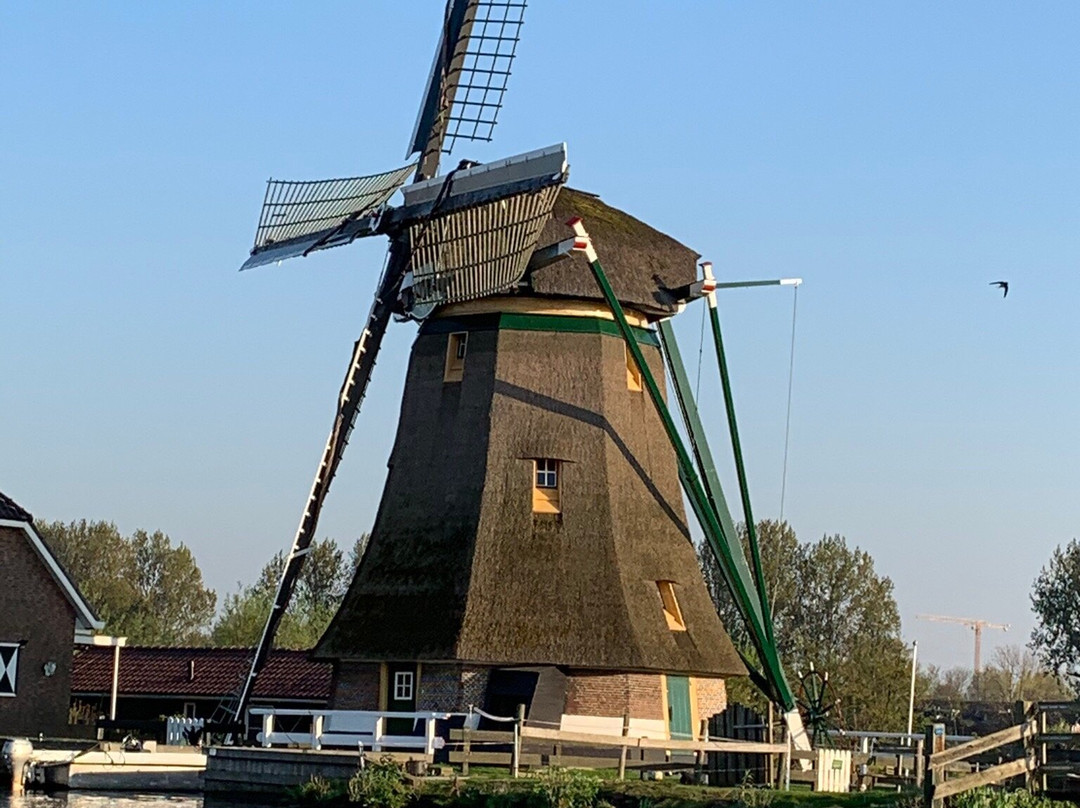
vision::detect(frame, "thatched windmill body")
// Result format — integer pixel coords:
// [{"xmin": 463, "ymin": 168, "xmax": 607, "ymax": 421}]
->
[{"xmin": 234, "ymin": 0, "xmax": 803, "ymax": 745}]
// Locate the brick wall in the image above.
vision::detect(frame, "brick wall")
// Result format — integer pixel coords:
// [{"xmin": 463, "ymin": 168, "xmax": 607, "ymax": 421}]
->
[
  {"xmin": 0, "ymin": 525, "xmax": 79, "ymax": 737},
  {"xmin": 330, "ymin": 662, "xmax": 381, "ymax": 710},
  {"xmin": 565, "ymin": 671, "xmax": 665, "ymax": 720},
  {"xmin": 695, "ymin": 676, "xmax": 727, "ymax": 722}
]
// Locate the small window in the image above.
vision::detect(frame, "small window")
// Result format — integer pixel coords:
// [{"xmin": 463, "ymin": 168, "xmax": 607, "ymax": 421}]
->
[
  {"xmin": 393, "ymin": 671, "xmax": 414, "ymax": 701},
  {"xmin": 656, "ymin": 581, "xmax": 686, "ymax": 631},
  {"xmin": 625, "ymin": 344, "xmax": 642, "ymax": 391},
  {"xmin": 444, "ymin": 332, "xmax": 468, "ymax": 382},
  {"xmin": 533, "ymin": 459, "xmax": 561, "ymax": 513},
  {"xmin": 0, "ymin": 643, "xmax": 19, "ymax": 697}
]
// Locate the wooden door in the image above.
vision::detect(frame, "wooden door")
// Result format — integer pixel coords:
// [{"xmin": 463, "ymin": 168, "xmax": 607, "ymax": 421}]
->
[{"xmin": 666, "ymin": 675, "xmax": 693, "ymax": 739}]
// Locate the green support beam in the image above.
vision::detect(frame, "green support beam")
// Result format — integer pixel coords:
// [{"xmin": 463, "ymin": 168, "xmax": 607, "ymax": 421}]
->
[{"xmin": 568, "ymin": 219, "xmax": 795, "ymax": 711}]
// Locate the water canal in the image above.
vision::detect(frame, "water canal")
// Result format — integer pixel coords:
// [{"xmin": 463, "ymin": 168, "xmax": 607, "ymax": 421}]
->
[{"xmin": 1, "ymin": 794, "xmax": 206, "ymax": 808}]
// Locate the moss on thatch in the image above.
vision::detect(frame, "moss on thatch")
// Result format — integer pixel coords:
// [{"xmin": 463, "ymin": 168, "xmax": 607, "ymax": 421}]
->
[{"xmin": 527, "ymin": 188, "xmax": 700, "ymax": 318}]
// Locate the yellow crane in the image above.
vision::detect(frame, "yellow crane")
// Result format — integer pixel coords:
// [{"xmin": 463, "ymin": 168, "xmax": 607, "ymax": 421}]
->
[{"xmin": 917, "ymin": 614, "xmax": 1010, "ymax": 673}]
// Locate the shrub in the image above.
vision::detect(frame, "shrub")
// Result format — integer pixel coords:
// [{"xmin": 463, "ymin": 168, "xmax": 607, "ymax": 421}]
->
[
  {"xmin": 292, "ymin": 774, "xmax": 347, "ymax": 804},
  {"xmin": 348, "ymin": 756, "xmax": 412, "ymax": 808},
  {"xmin": 528, "ymin": 768, "xmax": 602, "ymax": 808}
]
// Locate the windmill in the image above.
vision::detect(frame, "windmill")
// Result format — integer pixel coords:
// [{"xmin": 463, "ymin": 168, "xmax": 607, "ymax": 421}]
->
[{"xmin": 228, "ymin": 0, "xmax": 809, "ymax": 753}]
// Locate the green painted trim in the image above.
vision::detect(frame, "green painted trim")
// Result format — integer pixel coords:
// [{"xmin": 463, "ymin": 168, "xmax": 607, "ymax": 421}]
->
[{"xmin": 420, "ymin": 312, "xmax": 660, "ymax": 347}]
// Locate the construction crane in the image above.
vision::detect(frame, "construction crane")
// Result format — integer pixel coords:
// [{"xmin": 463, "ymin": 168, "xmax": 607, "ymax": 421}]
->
[{"xmin": 917, "ymin": 614, "xmax": 1010, "ymax": 674}]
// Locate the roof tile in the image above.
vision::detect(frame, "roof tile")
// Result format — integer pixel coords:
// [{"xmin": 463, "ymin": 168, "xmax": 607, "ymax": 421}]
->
[{"xmin": 72, "ymin": 646, "xmax": 331, "ymax": 701}]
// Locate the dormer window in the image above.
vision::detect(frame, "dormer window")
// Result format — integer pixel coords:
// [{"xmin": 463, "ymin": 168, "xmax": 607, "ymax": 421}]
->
[
  {"xmin": 444, "ymin": 332, "xmax": 467, "ymax": 382},
  {"xmin": 656, "ymin": 581, "xmax": 686, "ymax": 631},
  {"xmin": 625, "ymin": 344, "xmax": 642, "ymax": 391},
  {"xmin": 533, "ymin": 459, "xmax": 561, "ymax": 514}
]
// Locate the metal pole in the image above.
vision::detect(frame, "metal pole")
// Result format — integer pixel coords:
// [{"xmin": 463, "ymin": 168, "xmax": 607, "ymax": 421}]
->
[
  {"xmin": 110, "ymin": 643, "xmax": 121, "ymax": 721},
  {"xmin": 702, "ymin": 263, "xmax": 774, "ymax": 645},
  {"xmin": 907, "ymin": 641, "xmax": 918, "ymax": 743}
]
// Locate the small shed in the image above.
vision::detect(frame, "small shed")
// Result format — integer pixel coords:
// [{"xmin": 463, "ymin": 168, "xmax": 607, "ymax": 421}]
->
[{"xmin": 0, "ymin": 489, "xmax": 103, "ymax": 737}]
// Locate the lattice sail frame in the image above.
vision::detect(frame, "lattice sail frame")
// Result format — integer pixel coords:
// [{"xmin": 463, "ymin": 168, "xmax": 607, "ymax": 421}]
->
[
  {"xmin": 252, "ymin": 164, "xmax": 416, "ymax": 252},
  {"xmin": 407, "ymin": 183, "xmax": 560, "ymax": 307},
  {"xmin": 441, "ymin": 0, "xmax": 526, "ymax": 152}
]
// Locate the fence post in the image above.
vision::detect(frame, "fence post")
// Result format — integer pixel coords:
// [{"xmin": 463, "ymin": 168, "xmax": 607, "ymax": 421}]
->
[
  {"xmin": 925, "ymin": 724, "xmax": 945, "ymax": 808},
  {"xmin": 696, "ymin": 717, "xmax": 709, "ymax": 783},
  {"xmin": 425, "ymin": 716, "xmax": 437, "ymax": 759},
  {"xmin": 1038, "ymin": 707, "xmax": 1048, "ymax": 793},
  {"xmin": 1018, "ymin": 701, "xmax": 1036, "ymax": 792},
  {"xmin": 618, "ymin": 712, "xmax": 630, "ymax": 781},
  {"xmin": 511, "ymin": 703, "xmax": 525, "ymax": 778},
  {"xmin": 312, "ymin": 713, "xmax": 324, "ymax": 751},
  {"xmin": 262, "ymin": 713, "xmax": 274, "ymax": 748},
  {"xmin": 782, "ymin": 731, "xmax": 791, "ymax": 791},
  {"xmin": 462, "ymin": 728, "xmax": 471, "ymax": 776},
  {"xmin": 915, "ymin": 736, "xmax": 925, "ymax": 789}
]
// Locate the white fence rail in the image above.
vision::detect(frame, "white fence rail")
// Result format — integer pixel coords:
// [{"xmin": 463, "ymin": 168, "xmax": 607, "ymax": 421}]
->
[{"xmin": 249, "ymin": 708, "xmax": 459, "ymax": 757}]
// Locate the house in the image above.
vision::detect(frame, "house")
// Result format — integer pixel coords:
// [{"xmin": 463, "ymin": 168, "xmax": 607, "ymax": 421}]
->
[
  {"xmin": 0, "ymin": 490, "xmax": 103, "ymax": 737},
  {"xmin": 71, "ymin": 645, "xmax": 331, "ymax": 733}
]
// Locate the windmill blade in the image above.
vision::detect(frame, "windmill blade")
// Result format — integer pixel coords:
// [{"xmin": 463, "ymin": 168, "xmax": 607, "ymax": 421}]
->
[
  {"xmin": 391, "ymin": 144, "xmax": 567, "ymax": 310},
  {"xmin": 407, "ymin": 182, "xmax": 560, "ymax": 308},
  {"xmin": 408, "ymin": 0, "xmax": 527, "ymax": 180},
  {"xmin": 241, "ymin": 163, "xmax": 416, "ymax": 271},
  {"xmin": 231, "ymin": 241, "xmax": 410, "ymax": 726}
]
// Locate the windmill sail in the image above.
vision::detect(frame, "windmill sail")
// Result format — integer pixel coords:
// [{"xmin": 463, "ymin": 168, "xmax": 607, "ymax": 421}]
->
[
  {"xmin": 241, "ymin": 163, "xmax": 416, "ymax": 271},
  {"xmin": 408, "ymin": 0, "xmax": 527, "ymax": 179},
  {"xmin": 407, "ymin": 183, "xmax": 560, "ymax": 306}
]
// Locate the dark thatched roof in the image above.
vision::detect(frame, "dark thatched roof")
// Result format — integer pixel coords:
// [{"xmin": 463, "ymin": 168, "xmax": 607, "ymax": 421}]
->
[{"xmin": 526, "ymin": 188, "xmax": 700, "ymax": 318}]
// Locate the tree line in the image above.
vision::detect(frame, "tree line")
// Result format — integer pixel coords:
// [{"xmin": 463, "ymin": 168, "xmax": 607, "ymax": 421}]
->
[
  {"xmin": 37, "ymin": 519, "xmax": 366, "ymax": 649},
  {"xmin": 39, "ymin": 517, "xmax": 1080, "ymax": 730},
  {"xmin": 698, "ymin": 521, "xmax": 1078, "ymax": 731}
]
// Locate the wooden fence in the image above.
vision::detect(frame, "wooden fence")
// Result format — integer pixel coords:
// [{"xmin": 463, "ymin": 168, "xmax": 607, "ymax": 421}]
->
[{"xmin": 924, "ymin": 701, "xmax": 1080, "ymax": 808}]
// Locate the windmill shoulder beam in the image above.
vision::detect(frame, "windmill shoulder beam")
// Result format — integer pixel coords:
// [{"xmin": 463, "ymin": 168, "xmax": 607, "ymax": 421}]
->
[
  {"xmin": 380, "ymin": 173, "xmax": 564, "ymax": 233},
  {"xmin": 401, "ymin": 143, "xmax": 567, "ymax": 208}
]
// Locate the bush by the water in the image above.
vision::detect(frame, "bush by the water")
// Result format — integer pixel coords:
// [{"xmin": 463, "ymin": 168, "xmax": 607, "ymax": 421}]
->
[
  {"xmin": 528, "ymin": 768, "xmax": 604, "ymax": 808},
  {"xmin": 348, "ymin": 756, "xmax": 413, "ymax": 808}
]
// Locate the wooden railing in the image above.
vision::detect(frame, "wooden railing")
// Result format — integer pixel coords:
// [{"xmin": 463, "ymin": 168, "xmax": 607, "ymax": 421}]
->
[{"xmin": 924, "ymin": 702, "xmax": 1080, "ymax": 807}]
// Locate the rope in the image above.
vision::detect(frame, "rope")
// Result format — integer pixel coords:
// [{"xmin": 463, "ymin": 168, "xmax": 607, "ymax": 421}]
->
[{"xmin": 778, "ymin": 284, "xmax": 799, "ymax": 523}]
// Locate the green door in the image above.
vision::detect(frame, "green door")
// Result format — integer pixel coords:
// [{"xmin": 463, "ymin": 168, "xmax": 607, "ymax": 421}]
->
[
  {"xmin": 666, "ymin": 675, "xmax": 693, "ymax": 739},
  {"xmin": 385, "ymin": 663, "xmax": 418, "ymax": 735}
]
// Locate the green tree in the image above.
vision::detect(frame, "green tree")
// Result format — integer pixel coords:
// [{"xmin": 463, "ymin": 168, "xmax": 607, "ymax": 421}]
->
[
  {"xmin": 699, "ymin": 520, "xmax": 913, "ymax": 730},
  {"xmin": 211, "ymin": 535, "xmax": 367, "ymax": 649},
  {"xmin": 1031, "ymin": 539, "xmax": 1080, "ymax": 674},
  {"xmin": 37, "ymin": 519, "xmax": 216, "ymax": 644}
]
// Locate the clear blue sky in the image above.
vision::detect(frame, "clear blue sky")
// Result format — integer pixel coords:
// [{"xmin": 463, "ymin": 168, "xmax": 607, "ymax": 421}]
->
[{"xmin": 2, "ymin": 2, "xmax": 1077, "ymax": 671}]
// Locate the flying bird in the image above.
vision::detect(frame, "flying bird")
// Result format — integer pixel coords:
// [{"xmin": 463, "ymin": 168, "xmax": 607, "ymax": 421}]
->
[{"xmin": 990, "ymin": 281, "xmax": 1009, "ymax": 298}]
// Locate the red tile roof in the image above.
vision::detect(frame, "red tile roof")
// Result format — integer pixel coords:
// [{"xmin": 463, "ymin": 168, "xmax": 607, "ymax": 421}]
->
[{"xmin": 72, "ymin": 646, "xmax": 331, "ymax": 702}]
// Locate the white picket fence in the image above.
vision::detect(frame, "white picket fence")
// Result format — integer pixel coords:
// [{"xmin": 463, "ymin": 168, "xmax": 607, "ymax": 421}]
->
[{"xmin": 249, "ymin": 708, "xmax": 457, "ymax": 757}]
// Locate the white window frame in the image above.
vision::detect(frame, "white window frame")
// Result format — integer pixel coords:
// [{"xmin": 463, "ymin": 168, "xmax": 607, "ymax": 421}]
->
[
  {"xmin": 0, "ymin": 643, "xmax": 20, "ymax": 698},
  {"xmin": 535, "ymin": 458, "xmax": 558, "ymax": 489},
  {"xmin": 393, "ymin": 670, "xmax": 414, "ymax": 702}
]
